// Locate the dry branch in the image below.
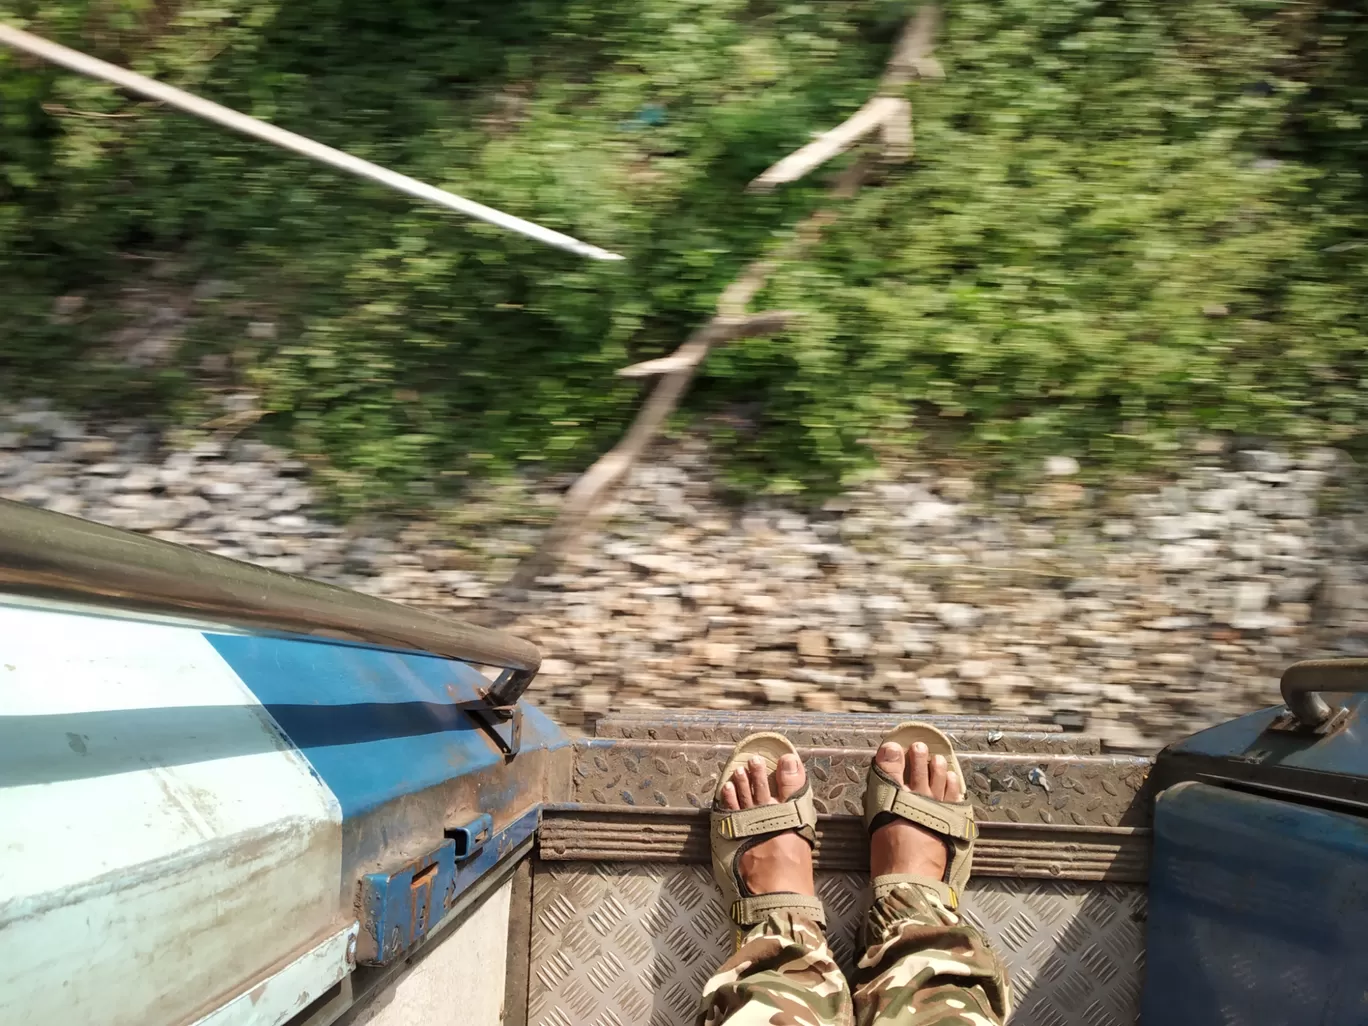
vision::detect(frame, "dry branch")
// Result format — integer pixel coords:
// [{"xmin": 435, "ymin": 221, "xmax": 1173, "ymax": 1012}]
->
[
  {"xmin": 749, "ymin": 4, "xmax": 940, "ymax": 193},
  {"xmin": 507, "ymin": 7, "xmax": 940, "ymax": 590},
  {"xmin": 882, "ymin": 4, "xmax": 943, "ymax": 88},
  {"xmin": 748, "ymin": 95, "xmax": 904, "ymax": 192},
  {"xmin": 617, "ymin": 311, "xmax": 796, "ymax": 378},
  {"xmin": 879, "ymin": 97, "xmax": 913, "ymax": 164}
]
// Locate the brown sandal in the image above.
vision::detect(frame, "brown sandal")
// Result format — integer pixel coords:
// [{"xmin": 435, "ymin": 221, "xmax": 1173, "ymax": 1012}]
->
[
  {"xmin": 709, "ymin": 732, "xmax": 826, "ymax": 943},
  {"xmin": 863, "ymin": 721, "xmax": 977, "ymax": 909}
]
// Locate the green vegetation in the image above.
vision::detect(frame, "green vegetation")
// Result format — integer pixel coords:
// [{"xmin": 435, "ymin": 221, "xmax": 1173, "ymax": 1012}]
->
[{"xmin": 2, "ymin": 0, "xmax": 1366, "ymax": 510}]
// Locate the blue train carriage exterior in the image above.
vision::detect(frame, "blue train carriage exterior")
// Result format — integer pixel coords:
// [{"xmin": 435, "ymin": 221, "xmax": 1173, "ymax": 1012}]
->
[
  {"xmin": 1142, "ymin": 660, "xmax": 1368, "ymax": 1026},
  {"xmin": 6, "ymin": 491, "xmax": 1368, "ymax": 1026},
  {"xmin": 0, "ymin": 496, "xmax": 572, "ymax": 1026}
]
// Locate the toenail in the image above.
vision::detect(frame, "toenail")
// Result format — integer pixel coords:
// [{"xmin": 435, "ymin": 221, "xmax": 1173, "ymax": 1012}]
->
[
  {"xmin": 779, "ymin": 753, "xmax": 799, "ymax": 772},
  {"xmin": 914, "ymin": 742, "xmax": 927, "ymax": 754}
]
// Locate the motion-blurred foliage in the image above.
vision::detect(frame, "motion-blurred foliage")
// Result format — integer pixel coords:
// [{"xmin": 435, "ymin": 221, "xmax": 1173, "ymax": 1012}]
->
[{"xmin": 1, "ymin": 0, "xmax": 1366, "ymax": 508}]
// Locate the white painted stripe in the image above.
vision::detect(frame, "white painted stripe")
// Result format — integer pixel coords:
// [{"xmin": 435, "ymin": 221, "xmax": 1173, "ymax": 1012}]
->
[
  {"xmin": 193, "ymin": 923, "xmax": 358, "ymax": 1026},
  {"xmin": 0, "ymin": 605, "xmax": 344, "ymax": 1026}
]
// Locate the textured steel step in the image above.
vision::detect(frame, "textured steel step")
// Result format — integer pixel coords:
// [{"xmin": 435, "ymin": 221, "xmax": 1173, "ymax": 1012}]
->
[
  {"xmin": 531, "ymin": 730, "xmax": 1154, "ymax": 1026},
  {"xmin": 574, "ymin": 739, "xmax": 1152, "ymax": 828},
  {"xmin": 527, "ymin": 862, "xmax": 1146, "ymax": 1026}
]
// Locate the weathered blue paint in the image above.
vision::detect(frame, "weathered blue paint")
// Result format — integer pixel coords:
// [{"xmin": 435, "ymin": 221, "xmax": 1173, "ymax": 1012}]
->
[
  {"xmin": 448, "ymin": 806, "xmax": 539, "ymax": 906},
  {"xmin": 503, "ymin": 699, "xmax": 567, "ymax": 753},
  {"xmin": 1142, "ymin": 780, "xmax": 1368, "ymax": 1026},
  {"xmin": 357, "ymin": 808, "xmax": 539, "ymax": 965},
  {"xmin": 207, "ymin": 633, "xmax": 566, "ymax": 818},
  {"xmin": 1169, "ymin": 693, "xmax": 1368, "ymax": 773},
  {"xmin": 358, "ymin": 839, "xmax": 459, "ymax": 965},
  {"xmin": 450, "ymin": 812, "xmax": 495, "ymax": 858}
]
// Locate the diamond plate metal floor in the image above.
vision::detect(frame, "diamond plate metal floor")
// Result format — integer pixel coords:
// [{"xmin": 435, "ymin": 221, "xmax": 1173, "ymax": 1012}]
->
[{"xmin": 528, "ymin": 862, "xmax": 1144, "ymax": 1026}]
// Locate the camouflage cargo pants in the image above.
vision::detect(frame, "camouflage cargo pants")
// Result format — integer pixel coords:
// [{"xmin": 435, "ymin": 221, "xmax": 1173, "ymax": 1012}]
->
[{"xmin": 699, "ymin": 882, "xmax": 1012, "ymax": 1026}]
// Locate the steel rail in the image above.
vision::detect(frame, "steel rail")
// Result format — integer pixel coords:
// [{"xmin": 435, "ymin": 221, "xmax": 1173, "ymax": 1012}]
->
[
  {"xmin": 1280, "ymin": 658, "xmax": 1368, "ymax": 729},
  {"xmin": 0, "ymin": 498, "xmax": 541, "ymax": 707}
]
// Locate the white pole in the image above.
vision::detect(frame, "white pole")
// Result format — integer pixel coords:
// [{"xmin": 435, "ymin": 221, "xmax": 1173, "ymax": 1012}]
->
[{"xmin": 0, "ymin": 23, "xmax": 624, "ymax": 261}]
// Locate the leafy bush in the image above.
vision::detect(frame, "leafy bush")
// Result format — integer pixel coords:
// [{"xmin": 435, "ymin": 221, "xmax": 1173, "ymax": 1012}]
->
[{"xmin": 2, "ymin": 0, "xmax": 1366, "ymax": 509}]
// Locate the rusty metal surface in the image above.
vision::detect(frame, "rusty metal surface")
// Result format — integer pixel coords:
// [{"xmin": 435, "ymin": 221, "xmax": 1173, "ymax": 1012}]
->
[
  {"xmin": 594, "ymin": 710, "xmax": 1076, "ymax": 750},
  {"xmin": 357, "ymin": 841, "xmax": 459, "ymax": 964},
  {"xmin": 599, "ymin": 710, "xmax": 1061, "ymax": 729},
  {"xmin": 538, "ymin": 808, "xmax": 1149, "ymax": 882},
  {"xmin": 528, "ymin": 861, "xmax": 1145, "ymax": 1026},
  {"xmin": 596, "ymin": 722, "xmax": 1093, "ymax": 755},
  {"xmin": 572, "ymin": 740, "xmax": 1153, "ymax": 827},
  {"xmin": 1279, "ymin": 657, "xmax": 1368, "ymax": 729},
  {"xmin": 357, "ymin": 809, "xmax": 538, "ymax": 965},
  {"xmin": 341, "ymin": 742, "xmax": 572, "ymax": 900},
  {"xmin": 504, "ymin": 859, "xmax": 534, "ymax": 1026}
]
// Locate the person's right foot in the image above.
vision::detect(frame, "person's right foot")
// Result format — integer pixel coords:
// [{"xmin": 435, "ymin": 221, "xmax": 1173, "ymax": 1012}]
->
[{"xmin": 869, "ymin": 740, "xmax": 964, "ymax": 881}]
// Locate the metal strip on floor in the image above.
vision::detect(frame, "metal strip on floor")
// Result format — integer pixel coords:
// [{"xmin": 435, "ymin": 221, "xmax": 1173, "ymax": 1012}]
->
[{"xmin": 539, "ymin": 807, "xmax": 1149, "ymax": 882}]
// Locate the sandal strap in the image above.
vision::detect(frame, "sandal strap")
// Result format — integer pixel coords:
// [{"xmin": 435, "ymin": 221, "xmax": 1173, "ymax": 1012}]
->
[
  {"xmin": 872, "ymin": 873, "xmax": 959, "ymax": 911},
  {"xmin": 732, "ymin": 892, "xmax": 827, "ymax": 928},
  {"xmin": 864, "ymin": 764, "xmax": 976, "ymax": 841},
  {"xmin": 715, "ymin": 785, "xmax": 819, "ymax": 842}
]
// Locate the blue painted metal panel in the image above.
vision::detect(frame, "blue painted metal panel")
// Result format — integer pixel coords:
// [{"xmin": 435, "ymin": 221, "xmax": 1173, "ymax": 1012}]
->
[
  {"xmin": 449, "ymin": 812, "xmax": 495, "ymax": 858},
  {"xmin": 1170, "ymin": 694, "xmax": 1368, "ymax": 774},
  {"xmin": 206, "ymin": 633, "xmax": 566, "ymax": 818},
  {"xmin": 1142, "ymin": 781, "xmax": 1368, "ymax": 1026},
  {"xmin": 357, "ymin": 808, "xmax": 539, "ymax": 965},
  {"xmin": 358, "ymin": 839, "xmax": 458, "ymax": 964}
]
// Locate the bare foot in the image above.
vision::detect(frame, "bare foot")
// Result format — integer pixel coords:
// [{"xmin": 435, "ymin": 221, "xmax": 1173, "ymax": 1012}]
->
[
  {"xmin": 719, "ymin": 753, "xmax": 816, "ymax": 897},
  {"xmin": 869, "ymin": 741, "xmax": 964, "ymax": 881}
]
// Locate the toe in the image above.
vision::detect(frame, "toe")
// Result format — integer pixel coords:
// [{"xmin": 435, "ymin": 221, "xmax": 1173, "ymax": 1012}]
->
[
  {"xmin": 909, "ymin": 742, "xmax": 931, "ymax": 795},
  {"xmin": 732, "ymin": 766, "xmax": 754, "ymax": 808},
  {"xmin": 945, "ymin": 770, "xmax": 963, "ymax": 803},
  {"xmin": 930, "ymin": 753, "xmax": 948, "ymax": 801},
  {"xmin": 748, "ymin": 756, "xmax": 774, "ymax": 804},
  {"xmin": 874, "ymin": 741, "xmax": 904, "ymax": 781},
  {"xmin": 720, "ymin": 781, "xmax": 740, "ymax": 810},
  {"xmin": 775, "ymin": 753, "xmax": 806, "ymax": 800}
]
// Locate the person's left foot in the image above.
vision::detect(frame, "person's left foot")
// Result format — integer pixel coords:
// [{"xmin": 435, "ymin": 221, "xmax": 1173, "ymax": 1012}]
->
[{"xmin": 719, "ymin": 754, "xmax": 816, "ymax": 897}]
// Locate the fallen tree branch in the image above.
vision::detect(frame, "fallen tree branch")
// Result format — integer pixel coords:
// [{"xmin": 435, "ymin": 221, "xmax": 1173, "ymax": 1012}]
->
[
  {"xmin": 749, "ymin": 4, "xmax": 940, "ymax": 192},
  {"xmin": 617, "ymin": 311, "xmax": 796, "ymax": 378},
  {"xmin": 748, "ymin": 95, "xmax": 904, "ymax": 192},
  {"xmin": 508, "ymin": 310, "xmax": 793, "ymax": 587},
  {"xmin": 506, "ymin": 7, "xmax": 940, "ymax": 592},
  {"xmin": 879, "ymin": 97, "xmax": 913, "ymax": 163},
  {"xmin": 882, "ymin": 4, "xmax": 943, "ymax": 89}
]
